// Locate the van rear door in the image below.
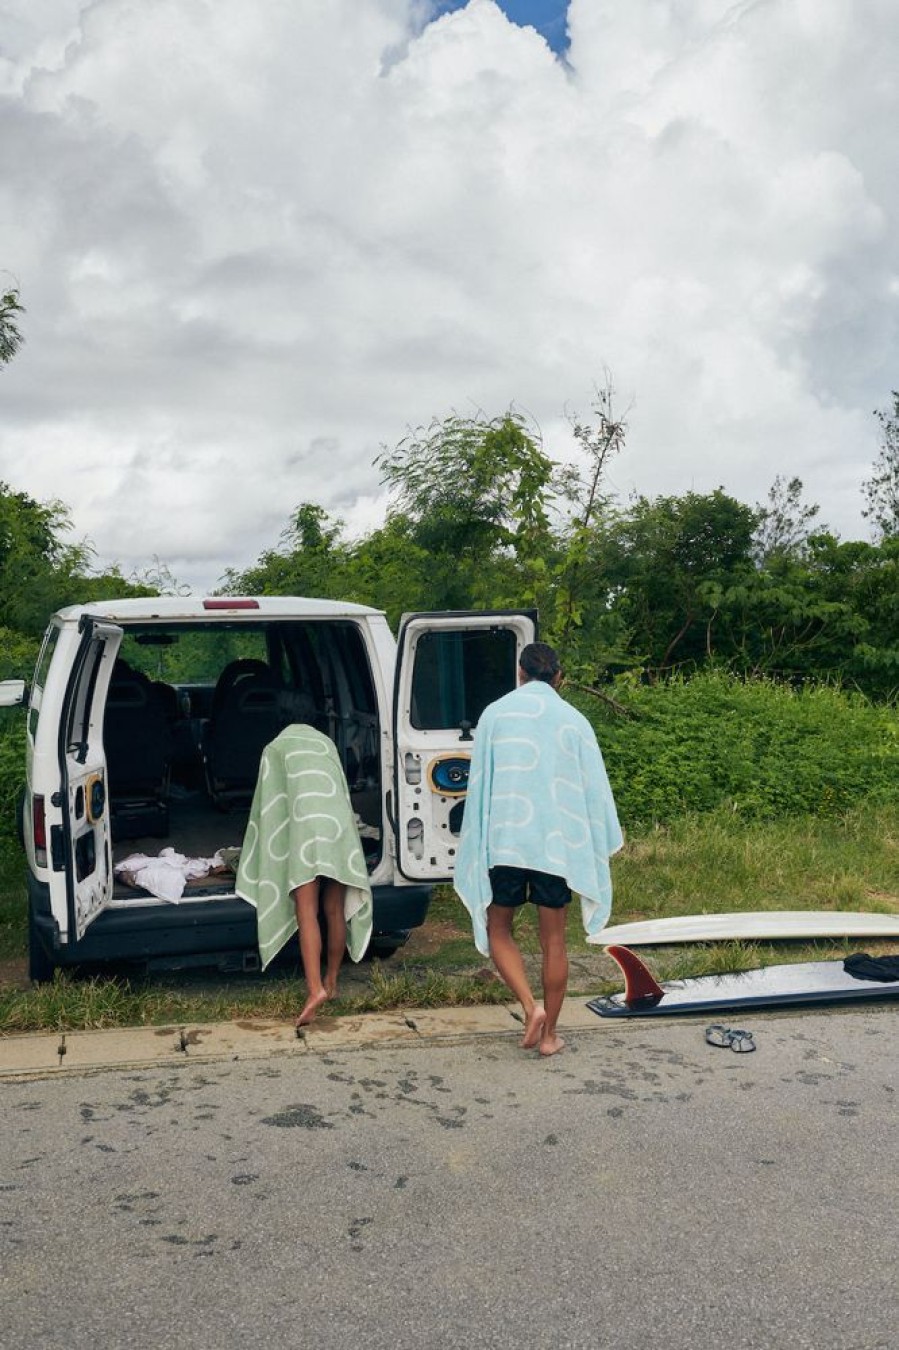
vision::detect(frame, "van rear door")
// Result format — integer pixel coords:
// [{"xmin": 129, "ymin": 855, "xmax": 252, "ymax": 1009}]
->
[
  {"xmin": 392, "ymin": 610, "xmax": 537, "ymax": 881},
  {"xmin": 54, "ymin": 617, "xmax": 123, "ymax": 944}
]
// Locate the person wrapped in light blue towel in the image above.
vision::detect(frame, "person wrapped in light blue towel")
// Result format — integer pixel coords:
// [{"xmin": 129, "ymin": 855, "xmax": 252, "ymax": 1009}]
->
[
  {"xmin": 454, "ymin": 642, "xmax": 623, "ymax": 1056},
  {"xmin": 236, "ymin": 724, "xmax": 373, "ymax": 1027}
]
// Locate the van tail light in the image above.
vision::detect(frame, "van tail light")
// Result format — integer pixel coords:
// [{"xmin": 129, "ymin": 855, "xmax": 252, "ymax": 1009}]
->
[
  {"xmin": 202, "ymin": 598, "xmax": 260, "ymax": 610},
  {"xmin": 32, "ymin": 795, "xmax": 47, "ymax": 867}
]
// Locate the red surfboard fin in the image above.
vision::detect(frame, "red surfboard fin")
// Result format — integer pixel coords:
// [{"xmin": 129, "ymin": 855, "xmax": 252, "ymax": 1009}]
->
[{"xmin": 605, "ymin": 944, "xmax": 666, "ymax": 1008}]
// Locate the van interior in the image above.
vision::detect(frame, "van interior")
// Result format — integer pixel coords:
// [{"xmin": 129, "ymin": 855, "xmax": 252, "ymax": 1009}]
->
[{"xmin": 103, "ymin": 620, "xmax": 383, "ymax": 900}]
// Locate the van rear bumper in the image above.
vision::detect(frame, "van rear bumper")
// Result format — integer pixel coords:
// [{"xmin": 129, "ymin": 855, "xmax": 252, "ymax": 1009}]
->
[{"xmin": 29, "ymin": 878, "xmax": 433, "ymax": 972}]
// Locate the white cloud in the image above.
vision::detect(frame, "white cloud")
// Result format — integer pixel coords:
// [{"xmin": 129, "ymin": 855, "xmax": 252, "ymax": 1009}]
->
[{"xmin": 1, "ymin": 0, "xmax": 897, "ymax": 593}]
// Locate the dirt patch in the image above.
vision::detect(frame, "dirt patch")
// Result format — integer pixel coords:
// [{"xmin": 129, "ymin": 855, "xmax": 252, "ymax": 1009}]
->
[
  {"xmin": 0, "ymin": 956, "xmax": 29, "ymax": 991},
  {"xmin": 400, "ymin": 918, "xmax": 470, "ymax": 959}
]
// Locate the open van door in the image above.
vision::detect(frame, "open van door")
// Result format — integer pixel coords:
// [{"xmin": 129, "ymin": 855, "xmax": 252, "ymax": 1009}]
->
[
  {"xmin": 48, "ymin": 617, "xmax": 123, "ymax": 948},
  {"xmin": 393, "ymin": 610, "xmax": 537, "ymax": 881}
]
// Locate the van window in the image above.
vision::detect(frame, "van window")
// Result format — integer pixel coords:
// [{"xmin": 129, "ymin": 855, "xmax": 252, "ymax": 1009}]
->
[
  {"xmin": 410, "ymin": 628, "xmax": 517, "ymax": 730},
  {"xmin": 28, "ymin": 624, "xmax": 60, "ymax": 740},
  {"xmin": 325, "ymin": 624, "xmax": 376, "ymax": 714},
  {"xmin": 66, "ymin": 636, "xmax": 106, "ymax": 760},
  {"xmin": 119, "ymin": 627, "xmax": 270, "ymax": 684}
]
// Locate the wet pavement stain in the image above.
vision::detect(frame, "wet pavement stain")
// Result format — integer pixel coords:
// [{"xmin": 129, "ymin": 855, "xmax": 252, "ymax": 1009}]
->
[
  {"xmin": 114, "ymin": 1190, "xmax": 161, "ymax": 1209},
  {"xmin": 261, "ymin": 1103, "xmax": 333, "ymax": 1129},
  {"xmin": 829, "ymin": 1099, "xmax": 861, "ymax": 1117},
  {"xmin": 160, "ymin": 1233, "xmax": 218, "ymax": 1249},
  {"xmin": 564, "ymin": 1079, "xmax": 639, "ymax": 1100},
  {"xmin": 348, "ymin": 1216, "xmax": 373, "ymax": 1251}
]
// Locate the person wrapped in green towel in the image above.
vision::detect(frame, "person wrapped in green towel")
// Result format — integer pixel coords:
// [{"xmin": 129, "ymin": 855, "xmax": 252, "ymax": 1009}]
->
[{"xmin": 236, "ymin": 725, "xmax": 373, "ymax": 1026}]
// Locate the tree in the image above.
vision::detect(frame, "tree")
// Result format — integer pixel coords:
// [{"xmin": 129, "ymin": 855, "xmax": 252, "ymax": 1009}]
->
[
  {"xmin": 604, "ymin": 489, "xmax": 760, "ymax": 674},
  {"xmin": 220, "ymin": 502, "xmax": 351, "ymax": 599},
  {"xmin": 1, "ymin": 286, "xmax": 25, "ymax": 367},
  {"xmin": 0, "ymin": 483, "xmax": 155, "ymax": 638},
  {"xmin": 862, "ymin": 391, "xmax": 899, "ymax": 539},
  {"xmin": 551, "ymin": 378, "xmax": 629, "ymax": 665},
  {"xmin": 0, "ymin": 485, "xmax": 85, "ymax": 634},
  {"xmin": 716, "ymin": 534, "xmax": 863, "ymax": 682},
  {"xmin": 799, "ymin": 533, "xmax": 899, "ymax": 696},
  {"xmin": 344, "ymin": 515, "xmax": 436, "ymax": 627},
  {"xmin": 375, "ymin": 411, "xmax": 557, "ymax": 609},
  {"xmin": 753, "ymin": 475, "xmax": 822, "ymax": 562}
]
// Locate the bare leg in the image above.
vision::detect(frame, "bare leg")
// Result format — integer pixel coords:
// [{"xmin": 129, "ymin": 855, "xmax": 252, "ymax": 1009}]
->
[
  {"xmin": 487, "ymin": 905, "xmax": 545, "ymax": 1049},
  {"xmin": 537, "ymin": 906, "xmax": 569, "ymax": 1056},
  {"xmin": 293, "ymin": 880, "xmax": 329, "ymax": 1025},
  {"xmin": 321, "ymin": 878, "xmax": 347, "ymax": 997}
]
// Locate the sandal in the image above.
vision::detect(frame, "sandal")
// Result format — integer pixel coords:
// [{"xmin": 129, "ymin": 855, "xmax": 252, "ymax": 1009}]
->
[
  {"xmin": 705, "ymin": 1023, "xmax": 733, "ymax": 1047},
  {"xmin": 705, "ymin": 1024, "xmax": 757, "ymax": 1053}
]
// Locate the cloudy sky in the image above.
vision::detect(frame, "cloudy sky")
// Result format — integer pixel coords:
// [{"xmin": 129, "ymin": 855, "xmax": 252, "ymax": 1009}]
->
[{"xmin": 1, "ymin": 0, "xmax": 897, "ymax": 594}]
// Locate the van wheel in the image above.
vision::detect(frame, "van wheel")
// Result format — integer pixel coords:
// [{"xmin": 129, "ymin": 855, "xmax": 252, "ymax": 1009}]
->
[
  {"xmin": 368, "ymin": 938, "xmax": 401, "ymax": 960},
  {"xmin": 28, "ymin": 910, "xmax": 56, "ymax": 984}
]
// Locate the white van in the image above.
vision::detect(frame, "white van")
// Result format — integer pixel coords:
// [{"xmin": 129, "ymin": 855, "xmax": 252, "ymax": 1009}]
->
[{"xmin": 0, "ymin": 597, "xmax": 536, "ymax": 981}]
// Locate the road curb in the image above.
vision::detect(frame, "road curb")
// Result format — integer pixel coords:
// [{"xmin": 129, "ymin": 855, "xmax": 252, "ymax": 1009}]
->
[{"xmin": 0, "ymin": 997, "xmax": 607, "ymax": 1081}]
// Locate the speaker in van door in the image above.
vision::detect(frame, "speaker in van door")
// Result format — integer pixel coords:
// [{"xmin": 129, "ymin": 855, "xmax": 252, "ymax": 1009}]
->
[
  {"xmin": 427, "ymin": 755, "xmax": 470, "ymax": 796},
  {"xmin": 87, "ymin": 774, "xmax": 106, "ymax": 823}
]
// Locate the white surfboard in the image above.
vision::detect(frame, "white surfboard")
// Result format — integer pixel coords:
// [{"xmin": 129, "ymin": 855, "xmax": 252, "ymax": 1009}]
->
[{"xmin": 588, "ymin": 910, "xmax": 899, "ymax": 946}]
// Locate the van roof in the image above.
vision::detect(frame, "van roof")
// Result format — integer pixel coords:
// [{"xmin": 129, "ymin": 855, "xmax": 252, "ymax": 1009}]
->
[{"xmin": 53, "ymin": 596, "xmax": 385, "ymax": 623}]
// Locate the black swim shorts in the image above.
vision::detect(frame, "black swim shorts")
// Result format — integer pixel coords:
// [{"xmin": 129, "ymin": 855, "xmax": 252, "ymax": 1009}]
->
[{"xmin": 488, "ymin": 865, "xmax": 572, "ymax": 910}]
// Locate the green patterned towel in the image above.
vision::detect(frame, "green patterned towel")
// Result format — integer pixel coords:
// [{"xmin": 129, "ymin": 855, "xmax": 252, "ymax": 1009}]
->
[{"xmin": 236, "ymin": 725, "xmax": 373, "ymax": 968}]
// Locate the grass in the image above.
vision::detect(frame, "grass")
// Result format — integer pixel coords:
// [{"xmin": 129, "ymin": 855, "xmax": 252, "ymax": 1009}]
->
[
  {"xmin": 608, "ymin": 804, "xmax": 899, "ymax": 922},
  {"xmin": 1, "ymin": 802, "xmax": 897, "ymax": 1033},
  {"xmin": 0, "ymin": 962, "xmax": 515, "ymax": 1035}
]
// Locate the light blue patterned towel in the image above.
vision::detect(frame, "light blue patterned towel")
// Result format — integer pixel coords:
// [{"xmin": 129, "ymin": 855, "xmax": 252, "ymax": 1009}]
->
[
  {"xmin": 236, "ymin": 725, "xmax": 373, "ymax": 968},
  {"xmin": 454, "ymin": 681, "xmax": 623, "ymax": 956}
]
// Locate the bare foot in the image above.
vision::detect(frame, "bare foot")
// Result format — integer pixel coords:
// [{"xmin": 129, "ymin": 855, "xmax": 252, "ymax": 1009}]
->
[
  {"xmin": 539, "ymin": 1032, "xmax": 566, "ymax": 1057},
  {"xmin": 520, "ymin": 1004, "xmax": 546, "ymax": 1049},
  {"xmin": 296, "ymin": 988, "xmax": 329, "ymax": 1026}
]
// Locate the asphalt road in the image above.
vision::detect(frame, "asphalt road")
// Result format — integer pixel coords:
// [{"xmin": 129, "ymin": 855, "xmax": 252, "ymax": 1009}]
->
[{"xmin": 1, "ymin": 1006, "xmax": 897, "ymax": 1350}]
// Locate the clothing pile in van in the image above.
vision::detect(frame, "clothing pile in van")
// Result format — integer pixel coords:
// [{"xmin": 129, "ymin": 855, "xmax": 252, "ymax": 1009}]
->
[{"xmin": 114, "ymin": 847, "xmax": 239, "ymax": 902}]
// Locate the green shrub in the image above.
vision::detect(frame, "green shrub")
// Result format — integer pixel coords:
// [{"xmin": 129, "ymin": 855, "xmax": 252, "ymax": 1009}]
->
[
  {"xmin": 575, "ymin": 671, "xmax": 899, "ymax": 827},
  {"xmin": 0, "ymin": 714, "xmax": 25, "ymax": 845},
  {"xmin": 0, "ymin": 625, "xmax": 34, "ymax": 846},
  {"xmin": 0, "ymin": 626, "xmax": 40, "ymax": 680}
]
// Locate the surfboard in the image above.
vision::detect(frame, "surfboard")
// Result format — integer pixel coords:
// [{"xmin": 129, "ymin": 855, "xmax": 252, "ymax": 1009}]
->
[
  {"xmin": 587, "ymin": 944, "xmax": 899, "ymax": 1018},
  {"xmin": 588, "ymin": 909, "xmax": 899, "ymax": 946}
]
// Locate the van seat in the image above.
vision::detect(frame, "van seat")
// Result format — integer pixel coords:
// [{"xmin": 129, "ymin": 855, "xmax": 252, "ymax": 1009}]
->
[
  {"xmin": 104, "ymin": 661, "xmax": 173, "ymax": 839},
  {"xmin": 205, "ymin": 666, "xmax": 287, "ymax": 809}
]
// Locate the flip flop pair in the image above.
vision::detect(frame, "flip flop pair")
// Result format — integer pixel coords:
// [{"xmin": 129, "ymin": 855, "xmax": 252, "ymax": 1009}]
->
[{"xmin": 705, "ymin": 1024, "xmax": 756, "ymax": 1053}]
